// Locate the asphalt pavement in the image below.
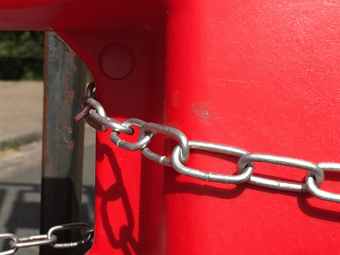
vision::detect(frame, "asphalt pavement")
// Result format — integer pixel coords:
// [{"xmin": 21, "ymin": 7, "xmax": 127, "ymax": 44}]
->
[{"xmin": 0, "ymin": 81, "xmax": 96, "ymax": 254}]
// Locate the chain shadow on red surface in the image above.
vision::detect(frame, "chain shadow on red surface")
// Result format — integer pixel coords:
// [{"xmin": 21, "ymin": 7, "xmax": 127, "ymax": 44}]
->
[
  {"xmin": 164, "ymin": 168, "xmax": 340, "ymax": 223},
  {"xmin": 95, "ymin": 142, "xmax": 138, "ymax": 255},
  {"xmin": 164, "ymin": 170, "xmax": 247, "ymax": 199},
  {"xmin": 242, "ymin": 179, "xmax": 340, "ymax": 223}
]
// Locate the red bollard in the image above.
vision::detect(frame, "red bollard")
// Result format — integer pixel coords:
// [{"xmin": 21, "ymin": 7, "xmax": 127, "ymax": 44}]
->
[{"xmin": 1, "ymin": 0, "xmax": 340, "ymax": 254}]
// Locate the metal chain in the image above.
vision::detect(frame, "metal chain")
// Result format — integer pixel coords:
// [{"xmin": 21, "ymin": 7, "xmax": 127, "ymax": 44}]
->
[
  {"xmin": 0, "ymin": 223, "xmax": 93, "ymax": 255},
  {"xmin": 76, "ymin": 82, "xmax": 340, "ymax": 204}
]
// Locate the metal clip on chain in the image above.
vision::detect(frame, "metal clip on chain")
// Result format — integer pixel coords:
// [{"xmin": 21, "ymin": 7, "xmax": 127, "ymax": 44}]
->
[
  {"xmin": 0, "ymin": 223, "xmax": 93, "ymax": 255},
  {"xmin": 75, "ymin": 82, "xmax": 340, "ymax": 204},
  {"xmin": 75, "ymin": 82, "xmax": 134, "ymax": 135}
]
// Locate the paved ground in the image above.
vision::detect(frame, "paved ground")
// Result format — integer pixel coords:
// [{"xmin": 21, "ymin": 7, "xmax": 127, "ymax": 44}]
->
[
  {"xmin": 0, "ymin": 81, "xmax": 44, "ymax": 150},
  {"xmin": 0, "ymin": 81, "xmax": 43, "ymax": 134},
  {"xmin": 0, "ymin": 81, "xmax": 96, "ymax": 254}
]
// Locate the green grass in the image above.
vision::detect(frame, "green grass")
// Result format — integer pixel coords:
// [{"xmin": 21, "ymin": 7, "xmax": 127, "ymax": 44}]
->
[
  {"xmin": 87, "ymin": 69, "xmax": 93, "ymax": 83},
  {"xmin": 3, "ymin": 139, "xmax": 21, "ymax": 151}
]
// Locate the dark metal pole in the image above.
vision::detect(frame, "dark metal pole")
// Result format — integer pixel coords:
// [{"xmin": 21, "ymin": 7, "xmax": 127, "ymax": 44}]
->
[{"xmin": 40, "ymin": 32, "xmax": 87, "ymax": 255}]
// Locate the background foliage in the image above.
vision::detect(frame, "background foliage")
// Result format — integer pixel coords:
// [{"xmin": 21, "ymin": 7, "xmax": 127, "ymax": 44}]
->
[{"xmin": 0, "ymin": 31, "xmax": 44, "ymax": 80}]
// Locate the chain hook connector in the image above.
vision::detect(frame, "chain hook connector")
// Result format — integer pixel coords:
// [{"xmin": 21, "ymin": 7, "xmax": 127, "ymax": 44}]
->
[
  {"xmin": 85, "ymin": 81, "xmax": 96, "ymax": 98},
  {"xmin": 81, "ymin": 97, "xmax": 108, "ymax": 133},
  {"xmin": 74, "ymin": 81, "xmax": 97, "ymax": 122}
]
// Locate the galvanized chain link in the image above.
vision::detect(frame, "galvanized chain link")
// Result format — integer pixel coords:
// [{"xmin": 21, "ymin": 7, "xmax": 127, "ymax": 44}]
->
[
  {"xmin": 76, "ymin": 82, "xmax": 340, "ymax": 204},
  {"xmin": 0, "ymin": 223, "xmax": 93, "ymax": 255}
]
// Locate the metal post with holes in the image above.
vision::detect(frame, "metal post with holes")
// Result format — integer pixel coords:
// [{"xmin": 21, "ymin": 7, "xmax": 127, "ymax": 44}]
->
[{"xmin": 40, "ymin": 32, "xmax": 88, "ymax": 255}]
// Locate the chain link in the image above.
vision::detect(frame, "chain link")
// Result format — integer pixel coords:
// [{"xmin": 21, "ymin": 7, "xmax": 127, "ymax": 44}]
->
[
  {"xmin": 75, "ymin": 82, "xmax": 340, "ymax": 204},
  {"xmin": 0, "ymin": 223, "xmax": 93, "ymax": 255},
  {"xmin": 110, "ymin": 118, "xmax": 155, "ymax": 151},
  {"xmin": 140, "ymin": 123, "xmax": 190, "ymax": 167}
]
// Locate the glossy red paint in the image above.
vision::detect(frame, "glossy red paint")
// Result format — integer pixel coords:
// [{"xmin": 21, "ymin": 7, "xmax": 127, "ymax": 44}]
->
[{"xmin": 1, "ymin": 0, "xmax": 340, "ymax": 254}]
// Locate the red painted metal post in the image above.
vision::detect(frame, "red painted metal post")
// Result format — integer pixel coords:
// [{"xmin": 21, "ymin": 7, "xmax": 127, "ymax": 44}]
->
[
  {"xmin": 163, "ymin": 1, "xmax": 340, "ymax": 254},
  {"xmin": 1, "ymin": 0, "xmax": 340, "ymax": 254}
]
